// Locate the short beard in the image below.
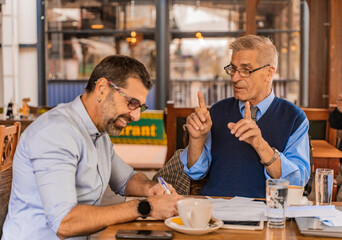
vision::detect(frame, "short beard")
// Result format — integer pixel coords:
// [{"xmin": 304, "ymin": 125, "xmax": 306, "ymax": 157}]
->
[
  {"xmin": 104, "ymin": 118, "xmax": 123, "ymax": 136},
  {"xmin": 104, "ymin": 114, "xmax": 133, "ymax": 136},
  {"xmin": 101, "ymin": 93, "xmax": 122, "ymax": 136}
]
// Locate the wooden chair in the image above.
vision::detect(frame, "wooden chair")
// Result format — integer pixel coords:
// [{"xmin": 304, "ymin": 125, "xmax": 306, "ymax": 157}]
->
[
  {"xmin": 163, "ymin": 102, "xmax": 207, "ymax": 194},
  {"xmin": 301, "ymin": 107, "xmax": 337, "ymax": 146},
  {"xmin": 164, "ymin": 101, "xmax": 198, "ymax": 164},
  {"xmin": 0, "ymin": 122, "xmax": 21, "ymax": 236}
]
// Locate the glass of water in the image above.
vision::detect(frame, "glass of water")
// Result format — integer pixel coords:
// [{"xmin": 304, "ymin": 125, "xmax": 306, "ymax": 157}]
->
[
  {"xmin": 266, "ymin": 179, "xmax": 289, "ymax": 228},
  {"xmin": 315, "ymin": 168, "xmax": 334, "ymax": 205}
]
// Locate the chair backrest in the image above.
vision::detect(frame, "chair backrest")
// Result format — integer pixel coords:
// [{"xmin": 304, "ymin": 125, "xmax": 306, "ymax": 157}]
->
[
  {"xmin": 301, "ymin": 107, "xmax": 337, "ymax": 146},
  {"xmin": 164, "ymin": 101, "xmax": 194, "ymax": 163},
  {"xmin": 162, "ymin": 103, "xmax": 208, "ymax": 194},
  {"xmin": 0, "ymin": 122, "xmax": 21, "ymax": 236}
]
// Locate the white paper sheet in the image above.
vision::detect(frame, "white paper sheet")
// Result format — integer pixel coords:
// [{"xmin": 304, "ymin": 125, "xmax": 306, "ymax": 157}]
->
[
  {"xmin": 209, "ymin": 197, "xmax": 266, "ymax": 221},
  {"xmin": 209, "ymin": 197, "xmax": 342, "ymax": 225},
  {"xmin": 286, "ymin": 205, "xmax": 342, "ymax": 218}
]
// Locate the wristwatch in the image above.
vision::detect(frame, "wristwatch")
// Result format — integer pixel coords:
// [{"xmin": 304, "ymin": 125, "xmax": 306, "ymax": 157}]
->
[
  {"xmin": 137, "ymin": 199, "xmax": 151, "ymax": 218},
  {"xmin": 261, "ymin": 147, "xmax": 280, "ymax": 167}
]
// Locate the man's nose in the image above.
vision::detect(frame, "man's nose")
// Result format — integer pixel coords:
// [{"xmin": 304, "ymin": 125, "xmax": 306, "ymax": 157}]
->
[
  {"xmin": 130, "ymin": 107, "xmax": 141, "ymax": 121},
  {"xmin": 231, "ymin": 71, "xmax": 241, "ymax": 82}
]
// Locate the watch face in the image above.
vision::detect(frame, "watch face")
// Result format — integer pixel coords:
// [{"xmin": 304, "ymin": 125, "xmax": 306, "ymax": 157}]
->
[{"xmin": 138, "ymin": 200, "xmax": 151, "ymax": 216}]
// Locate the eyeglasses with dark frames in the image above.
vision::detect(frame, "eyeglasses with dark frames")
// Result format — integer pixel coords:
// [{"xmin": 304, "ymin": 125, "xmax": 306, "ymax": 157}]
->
[
  {"xmin": 224, "ymin": 64, "xmax": 270, "ymax": 77},
  {"xmin": 107, "ymin": 81, "xmax": 148, "ymax": 112}
]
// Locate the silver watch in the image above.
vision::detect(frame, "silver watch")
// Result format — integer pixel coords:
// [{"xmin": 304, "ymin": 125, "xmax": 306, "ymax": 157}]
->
[{"xmin": 261, "ymin": 147, "xmax": 280, "ymax": 166}]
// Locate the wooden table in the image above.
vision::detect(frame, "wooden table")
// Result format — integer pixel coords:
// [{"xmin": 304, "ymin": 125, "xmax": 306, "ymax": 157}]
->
[
  {"xmin": 311, "ymin": 140, "xmax": 342, "ymax": 176},
  {"xmin": 0, "ymin": 106, "xmax": 52, "ymax": 132},
  {"xmin": 311, "ymin": 140, "xmax": 342, "ymax": 200},
  {"xmin": 311, "ymin": 140, "xmax": 342, "ymax": 163},
  {"xmin": 98, "ymin": 203, "xmax": 342, "ymax": 240},
  {"xmin": 0, "ymin": 119, "xmax": 34, "ymax": 132}
]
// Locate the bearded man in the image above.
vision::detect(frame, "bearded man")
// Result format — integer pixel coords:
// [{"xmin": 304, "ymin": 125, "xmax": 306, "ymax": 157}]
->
[{"xmin": 2, "ymin": 55, "xmax": 182, "ymax": 240}]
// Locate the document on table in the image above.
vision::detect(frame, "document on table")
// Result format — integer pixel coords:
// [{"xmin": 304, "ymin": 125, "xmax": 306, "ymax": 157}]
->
[
  {"xmin": 286, "ymin": 205, "xmax": 342, "ymax": 218},
  {"xmin": 287, "ymin": 205, "xmax": 342, "ymax": 227},
  {"xmin": 208, "ymin": 197, "xmax": 266, "ymax": 221},
  {"xmin": 209, "ymin": 196, "xmax": 342, "ymax": 226}
]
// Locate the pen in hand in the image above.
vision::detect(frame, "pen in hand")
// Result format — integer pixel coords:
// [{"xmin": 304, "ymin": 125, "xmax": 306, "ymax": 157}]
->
[{"xmin": 157, "ymin": 176, "xmax": 171, "ymax": 195}]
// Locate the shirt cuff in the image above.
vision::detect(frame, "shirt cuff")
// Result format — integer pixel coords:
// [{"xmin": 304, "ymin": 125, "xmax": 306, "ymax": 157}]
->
[
  {"xmin": 264, "ymin": 153, "xmax": 304, "ymax": 187},
  {"xmin": 180, "ymin": 147, "xmax": 209, "ymax": 180}
]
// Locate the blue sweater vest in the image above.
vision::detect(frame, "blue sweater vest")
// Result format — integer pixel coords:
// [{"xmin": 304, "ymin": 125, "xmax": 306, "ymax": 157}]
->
[{"xmin": 200, "ymin": 97, "xmax": 306, "ymax": 198}]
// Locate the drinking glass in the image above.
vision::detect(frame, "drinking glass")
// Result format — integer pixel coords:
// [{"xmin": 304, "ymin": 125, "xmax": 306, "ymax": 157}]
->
[
  {"xmin": 266, "ymin": 179, "xmax": 289, "ymax": 228},
  {"xmin": 315, "ymin": 168, "xmax": 333, "ymax": 205}
]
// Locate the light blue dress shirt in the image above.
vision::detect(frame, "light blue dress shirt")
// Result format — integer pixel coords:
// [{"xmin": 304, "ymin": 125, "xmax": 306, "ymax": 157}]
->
[
  {"xmin": 180, "ymin": 91, "xmax": 311, "ymax": 187},
  {"xmin": 2, "ymin": 96, "xmax": 136, "ymax": 240}
]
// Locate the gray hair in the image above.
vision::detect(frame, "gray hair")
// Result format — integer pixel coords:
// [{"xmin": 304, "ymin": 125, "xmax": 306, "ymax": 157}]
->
[{"xmin": 230, "ymin": 35, "xmax": 278, "ymax": 70}]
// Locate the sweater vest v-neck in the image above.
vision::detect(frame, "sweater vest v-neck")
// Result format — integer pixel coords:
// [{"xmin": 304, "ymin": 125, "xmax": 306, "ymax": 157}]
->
[{"xmin": 200, "ymin": 97, "xmax": 306, "ymax": 198}]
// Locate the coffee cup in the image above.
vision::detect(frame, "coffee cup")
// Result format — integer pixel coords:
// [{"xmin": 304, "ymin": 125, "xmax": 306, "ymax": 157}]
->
[
  {"xmin": 177, "ymin": 198, "xmax": 213, "ymax": 228},
  {"xmin": 287, "ymin": 185, "xmax": 304, "ymax": 206}
]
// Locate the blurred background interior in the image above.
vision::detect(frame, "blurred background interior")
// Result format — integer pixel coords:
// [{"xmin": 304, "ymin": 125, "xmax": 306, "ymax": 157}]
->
[
  {"xmin": 0, "ymin": 0, "xmax": 341, "ymax": 189},
  {"xmin": 0, "ymin": 0, "xmax": 340, "ymax": 112},
  {"xmin": 0, "ymin": 2, "xmax": 342, "ymax": 234}
]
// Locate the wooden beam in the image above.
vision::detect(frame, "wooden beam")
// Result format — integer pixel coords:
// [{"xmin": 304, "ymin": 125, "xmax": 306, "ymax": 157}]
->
[
  {"xmin": 245, "ymin": 0, "xmax": 260, "ymax": 35},
  {"xmin": 307, "ymin": 0, "xmax": 330, "ymax": 107},
  {"xmin": 329, "ymin": 0, "xmax": 342, "ymax": 106}
]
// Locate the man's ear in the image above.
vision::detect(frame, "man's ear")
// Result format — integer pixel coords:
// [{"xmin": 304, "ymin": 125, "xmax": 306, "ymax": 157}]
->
[
  {"xmin": 95, "ymin": 77, "xmax": 108, "ymax": 94},
  {"xmin": 265, "ymin": 66, "xmax": 276, "ymax": 83}
]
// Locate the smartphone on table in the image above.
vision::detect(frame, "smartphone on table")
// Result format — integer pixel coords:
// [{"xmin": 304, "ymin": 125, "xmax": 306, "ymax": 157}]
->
[
  {"xmin": 115, "ymin": 229, "xmax": 173, "ymax": 239},
  {"xmin": 222, "ymin": 220, "xmax": 264, "ymax": 230}
]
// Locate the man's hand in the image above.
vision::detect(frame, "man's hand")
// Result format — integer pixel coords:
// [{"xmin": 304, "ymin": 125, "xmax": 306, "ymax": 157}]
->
[
  {"xmin": 125, "ymin": 173, "xmax": 177, "ymax": 197},
  {"xmin": 337, "ymin": 92, "xmax": 342, "ymax": 113},
  {"xmin": 186, "ymin": 91, "xmax": 212, "ymax": 168},
  {"xmin": 147, "ymin": 181, "xmax": 177, "ymax": 196},
  {"xmin": 186, "ymin": 91, "xmax": 212, "ymax": 140},
  {"xmin": 148, "ymin": 194, "xmax": 184, "ymax": 220},
  {"xmin": 227, "ymin": 101, "xmax": 265, "ymax": 149},
  {"xmin": 227, "ymin": 101, "xmax": 281, "ymax": 177}
]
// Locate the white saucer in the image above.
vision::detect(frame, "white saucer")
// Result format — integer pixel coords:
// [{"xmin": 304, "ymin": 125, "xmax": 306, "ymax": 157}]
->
[
  {"xmin": 164, "ymin": 216, "xmax": 223, "ymax": 235},
  {"xmin": 287, "ymin": 196, "xmax": 313, "ymax": 206}
]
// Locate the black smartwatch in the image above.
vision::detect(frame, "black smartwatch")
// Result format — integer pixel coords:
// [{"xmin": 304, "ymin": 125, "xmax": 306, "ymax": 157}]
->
[{"xmin": 137, "ymin": 199, "xmax": 151, "ymax": 218}]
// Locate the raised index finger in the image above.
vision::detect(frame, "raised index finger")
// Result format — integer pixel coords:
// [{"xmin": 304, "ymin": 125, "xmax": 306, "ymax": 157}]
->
[
  {"xmin": 198, "ymin": 91, "xmax": 207, "ymax": 110},
  {"xmin": 244, "ymin": 101, "xmax": 252, "ymax": 120}
]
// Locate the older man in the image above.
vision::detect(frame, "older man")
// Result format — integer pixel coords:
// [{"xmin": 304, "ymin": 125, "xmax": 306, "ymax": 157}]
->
[
  {"xmin": 2, "ymin": 55, "xmax": 182, "ymax": 240},
  {"xmin": 181, "ymin": 35, "xmax": 310, "ymax": 198}
]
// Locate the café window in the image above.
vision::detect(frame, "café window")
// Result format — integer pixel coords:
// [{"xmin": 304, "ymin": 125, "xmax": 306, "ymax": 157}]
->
[
  {"xmin": 169, "ymin": 0, "xmax": 301, "ymax": 107},
  {"xmin": 46, "ymin": 0, "xmax": 156, "ymax": 81},
  {"xmin": 45, "ymin": 0, "xmax": 302, "ymax": 108}
]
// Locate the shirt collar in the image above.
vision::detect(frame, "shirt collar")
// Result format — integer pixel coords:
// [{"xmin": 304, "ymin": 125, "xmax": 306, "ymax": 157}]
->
[
  {"xmin": 71, "ymin": 95, "xmax": 103, "ymax": 139},
  {"xmin": 239, "ymin": 89, "xmax": 275, "ymax": 116}
]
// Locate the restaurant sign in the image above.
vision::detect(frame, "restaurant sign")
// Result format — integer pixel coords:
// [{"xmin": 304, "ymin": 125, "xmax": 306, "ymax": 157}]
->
[{"xmin": 110, "ymin": 110, "xmax": 166, "ymax": 145}]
